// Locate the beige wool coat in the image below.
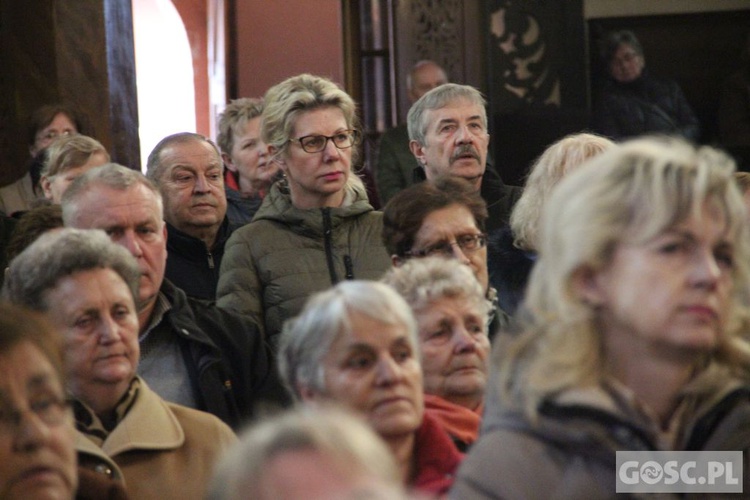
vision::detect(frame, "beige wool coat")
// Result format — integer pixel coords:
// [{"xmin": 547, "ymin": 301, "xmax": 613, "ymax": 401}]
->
[{"xmin": 76, "ymin": 377, "xmax": 236, "ymax": 500}]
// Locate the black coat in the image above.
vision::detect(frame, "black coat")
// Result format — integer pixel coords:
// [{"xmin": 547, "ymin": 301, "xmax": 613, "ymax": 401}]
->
[
  {"xmin": 165, "ymin": 217, "xmax": 238, "ymax": 301},
  {"xmin": 487, "ymin": 227, "xmax": 535, "ymax": 317},
  {"xmin": 593, "ymin": 71, "xmax": 700, "ymax": 142},
  {"xmin": 161, "ymin": 279, "xmax": 289, "ymax": 429}
]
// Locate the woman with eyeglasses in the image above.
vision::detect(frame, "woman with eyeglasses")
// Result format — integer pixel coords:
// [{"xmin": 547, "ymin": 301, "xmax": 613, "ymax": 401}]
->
[
  {"xmin": 0, "ymin": 103, "xmax": 83, "ymax": 217},
  {"xmin": 382, "ymin": 176, "xmax": 508, "ymax": 340},
  {"xmin": 217, "ymin": 74, "xmax": 391, "ymax": 347}
]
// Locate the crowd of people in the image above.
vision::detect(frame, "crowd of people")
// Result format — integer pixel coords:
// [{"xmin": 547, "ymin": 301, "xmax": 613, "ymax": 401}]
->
[{"xmin": 1, "ymin": 28, "xmax": 750, "ymax": 500}]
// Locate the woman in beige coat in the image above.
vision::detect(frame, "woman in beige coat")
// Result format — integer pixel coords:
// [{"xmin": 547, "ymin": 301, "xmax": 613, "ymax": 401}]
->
[{"xmin": 4, "ymin": 228, "xmax": 236, "ymax": 500}]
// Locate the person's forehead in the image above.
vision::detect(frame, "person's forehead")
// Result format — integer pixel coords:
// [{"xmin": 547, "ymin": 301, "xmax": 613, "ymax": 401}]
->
[
  {"xmin": 414, "ymin": 65, "xmax": 446, "ymax": 84},
  {"xmin": 425, "ymin": 98, "xmax": 484, "ymax": 122},
  {"xmin": 0, "ymin": 343, "xmax": 58, "ymax": 397},
  {"xmin": 334, "ymin": 316, "xmax": 412, "ymax": 352},
  {"xmin": 162, "ymin": 139, "xmax": 221, "ymax": 168},
  {"xmin": 79, "ymin": 184, "xmax": 161, "ymax": 220}
]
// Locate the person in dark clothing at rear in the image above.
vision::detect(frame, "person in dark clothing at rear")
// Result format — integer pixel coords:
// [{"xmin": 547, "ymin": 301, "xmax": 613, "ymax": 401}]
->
[{"xmin": 592, "ymin": 29, "xmax": 700, "ymax": 142}]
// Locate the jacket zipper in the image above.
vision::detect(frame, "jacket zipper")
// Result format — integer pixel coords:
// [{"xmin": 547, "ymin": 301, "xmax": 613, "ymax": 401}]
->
[
  {"xmin": 207, "ymin": 251, "xmax": 215, "ymax": 269},
  {"xmin": 322, "ymin": 208, "xmax": 339, "ymax": 284}
]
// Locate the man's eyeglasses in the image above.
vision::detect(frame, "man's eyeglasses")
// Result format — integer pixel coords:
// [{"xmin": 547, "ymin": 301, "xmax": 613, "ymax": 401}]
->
[
  {"xmin": 291, "ymin": 130, "xmax": 361, "ymax": 153},
  {"xmin": 0, "ymin": 395, "xmax": 72, "ymax": 435},
  {"xmin": 406, "ymin": 233, "xmax": 487, "ymax": 258}
]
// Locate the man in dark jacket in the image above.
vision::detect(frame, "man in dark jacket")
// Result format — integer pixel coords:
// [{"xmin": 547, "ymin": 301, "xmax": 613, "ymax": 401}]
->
[
  {"xmin": 146, "ymin": 132, "xmax": 237, "ymax": 301},
  {"xmin": 61, "ymin": 163, "xmax": 287, "ymax": 429},
  {"xmin": 375, "ymin": 60, "xmax": 448, "ymax": 205},
  {"xmin": 407, "ymin": 83, "xmax": 522, "ymax": 232}
]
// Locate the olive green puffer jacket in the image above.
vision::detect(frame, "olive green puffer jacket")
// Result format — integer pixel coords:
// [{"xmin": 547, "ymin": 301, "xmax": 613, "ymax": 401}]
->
[{"xmin": 217, "ymin": 180, "xmax": 391, "ymax": 346}]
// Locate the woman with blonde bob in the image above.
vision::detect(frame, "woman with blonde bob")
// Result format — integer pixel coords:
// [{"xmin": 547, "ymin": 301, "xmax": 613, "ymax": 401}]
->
[
  {"xmin": 488, "ymin": 132, "xmax": 615, "ymax": 316},
  {"xmin": 452, "ymin": 137, "xmax": 750, "ymax": 498},
  {"xmin": 218, "ymin": 74, "xmax": 390, "ymax": 346}
]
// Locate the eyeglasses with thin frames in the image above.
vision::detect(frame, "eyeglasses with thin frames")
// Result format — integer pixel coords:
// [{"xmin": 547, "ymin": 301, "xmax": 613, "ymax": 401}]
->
[
  {"xmin": 290, "ymin": 130, "xmax": 361, "ymax": 153},
  {"xmin": 406, "ymin": 233, "xmax": 487, "ymax": 259}
]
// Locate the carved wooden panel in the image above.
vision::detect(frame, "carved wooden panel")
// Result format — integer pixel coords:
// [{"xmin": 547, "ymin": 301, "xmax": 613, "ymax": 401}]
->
[
  {"xmin": 485, "ymin": 0, "xmax": 586, "ymax": 114},
  {"xmin": 393, "ymin": 0, "xmax": 483, "ymax": 121},
  {"xmin": 0, "ymin": 0, "xmax": 140, "ymax": 185}
]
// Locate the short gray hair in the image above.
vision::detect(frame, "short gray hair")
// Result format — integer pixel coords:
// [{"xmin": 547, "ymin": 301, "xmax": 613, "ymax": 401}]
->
[
  {"xmin": 61, "ymin": 163, "xmax": 163, "ymax": 226},
  {"xmin": 382, "ymin": 256, "xmax": 490, "ymax": 322},
  {"xmin": 207, "ymin": 406, "xmax": 403, "ymax": 500},
  {"xmin": 146, "ymin": 132, "xmax": 222, "ymax": 184},
  {"xmin": 407, "ymin": 83, "xmax": 487, "ymax": 146},
  {"xmin": 600, "ymin": 29, "xmax": 644, "ymax": 64},
  {"xmin": 3, "ymin": 228, "xmax": 141, "ymax": 312},
  {"xmin": 278, "ymin": 280, "xmax": 418, "ymax": 400}
]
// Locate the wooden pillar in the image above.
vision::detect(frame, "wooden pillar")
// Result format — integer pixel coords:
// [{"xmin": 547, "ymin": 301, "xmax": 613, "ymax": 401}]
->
[{"xmin": 0, "ymin": 0, "xmax": 140, "ymax": 185}]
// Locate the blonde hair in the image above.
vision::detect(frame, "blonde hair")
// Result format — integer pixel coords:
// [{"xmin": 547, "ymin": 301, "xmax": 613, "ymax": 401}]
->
[
  {"xmin": 42, "ymin": 134, "xmax": 109, "ymax": 178},
  {"xmin": 510, "ymin": 133, "xmax": 615, "ymax": 251},
  {"xmin": 216, "ymin": 97, "xmax": 264, "ymax": 155},
  {"xmin": 261, "ymin": 74, "xmax": 359, "ymax": 163},
  {"xmin": 499, "ymin": 137, "xmax": 750, "ymax": 418}
]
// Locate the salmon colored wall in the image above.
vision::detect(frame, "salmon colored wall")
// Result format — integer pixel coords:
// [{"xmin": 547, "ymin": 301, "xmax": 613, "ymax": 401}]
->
[
  {"xmin": 235, "ymin": 0, "xmax": 345, "ymax": 99},
  {"xmin": 172, "ymin": 0, "xmax": 210, "ymax": 135}
]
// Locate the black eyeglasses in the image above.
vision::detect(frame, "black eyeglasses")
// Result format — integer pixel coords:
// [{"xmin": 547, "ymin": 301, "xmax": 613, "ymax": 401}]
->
[
  {"xmin": 290, "ymin": 130, "xmax": 361, "ymax": 153},
  {"xmin": 406, "ymin": 233, "xmax": 487, "ymax": 258},
  {"xmin": 0, "ymin": 395, "xmax": 72, "ymax": 435}
]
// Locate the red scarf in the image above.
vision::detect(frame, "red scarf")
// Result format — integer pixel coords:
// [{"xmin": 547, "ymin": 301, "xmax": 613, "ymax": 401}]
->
[{"xmin": 423, "ymin": 394, "xmax": 483, "ymax": 447}]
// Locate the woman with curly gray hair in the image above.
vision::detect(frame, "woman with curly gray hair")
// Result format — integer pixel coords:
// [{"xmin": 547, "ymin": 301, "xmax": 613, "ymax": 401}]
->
[{"xmin": 383, "ymin": 257, "xmax": 491, "ymax": 452}]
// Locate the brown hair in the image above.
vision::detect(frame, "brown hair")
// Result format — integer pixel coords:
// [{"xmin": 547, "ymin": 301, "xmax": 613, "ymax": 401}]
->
[
  {"xmin": 382, "ymin": 176, "xmax": 488, "ymax": 257},
  {"xmin": 27, "ymin": 103, "xmax": 85, "ymax": 147},
  {"xmin": 6, "ymin": 204, "xmax": 64, "ymax": 263}
]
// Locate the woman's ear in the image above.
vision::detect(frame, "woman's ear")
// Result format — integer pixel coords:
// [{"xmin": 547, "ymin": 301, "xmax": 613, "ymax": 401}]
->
[
  {"xmin": 571, "ymin": 265, "xmax": 605, "ymax": 306},
  {"xmin": 40, "ymin": 175, "xmax": 53, "ymax": 200},
  {"xmin": 391, "ymin": 254, "xmax": 404, "ymax": 267},
  {"xmin": 297, "ymin": 383, "xmax": 318, "ymax": 402},
  {"xmin": 221, "ymin": 152, "xmax": 237, "ymax": 173}
]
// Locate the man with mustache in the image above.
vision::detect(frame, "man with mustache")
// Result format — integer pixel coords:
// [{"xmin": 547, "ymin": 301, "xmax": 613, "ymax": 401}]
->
[
  {"xmin": 407, "ymin": 84, "xmax": 522, "ymax": 231},
  {"xmin": 147, "ymin": 132, "xmax": 235, "ymax": 300}
]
